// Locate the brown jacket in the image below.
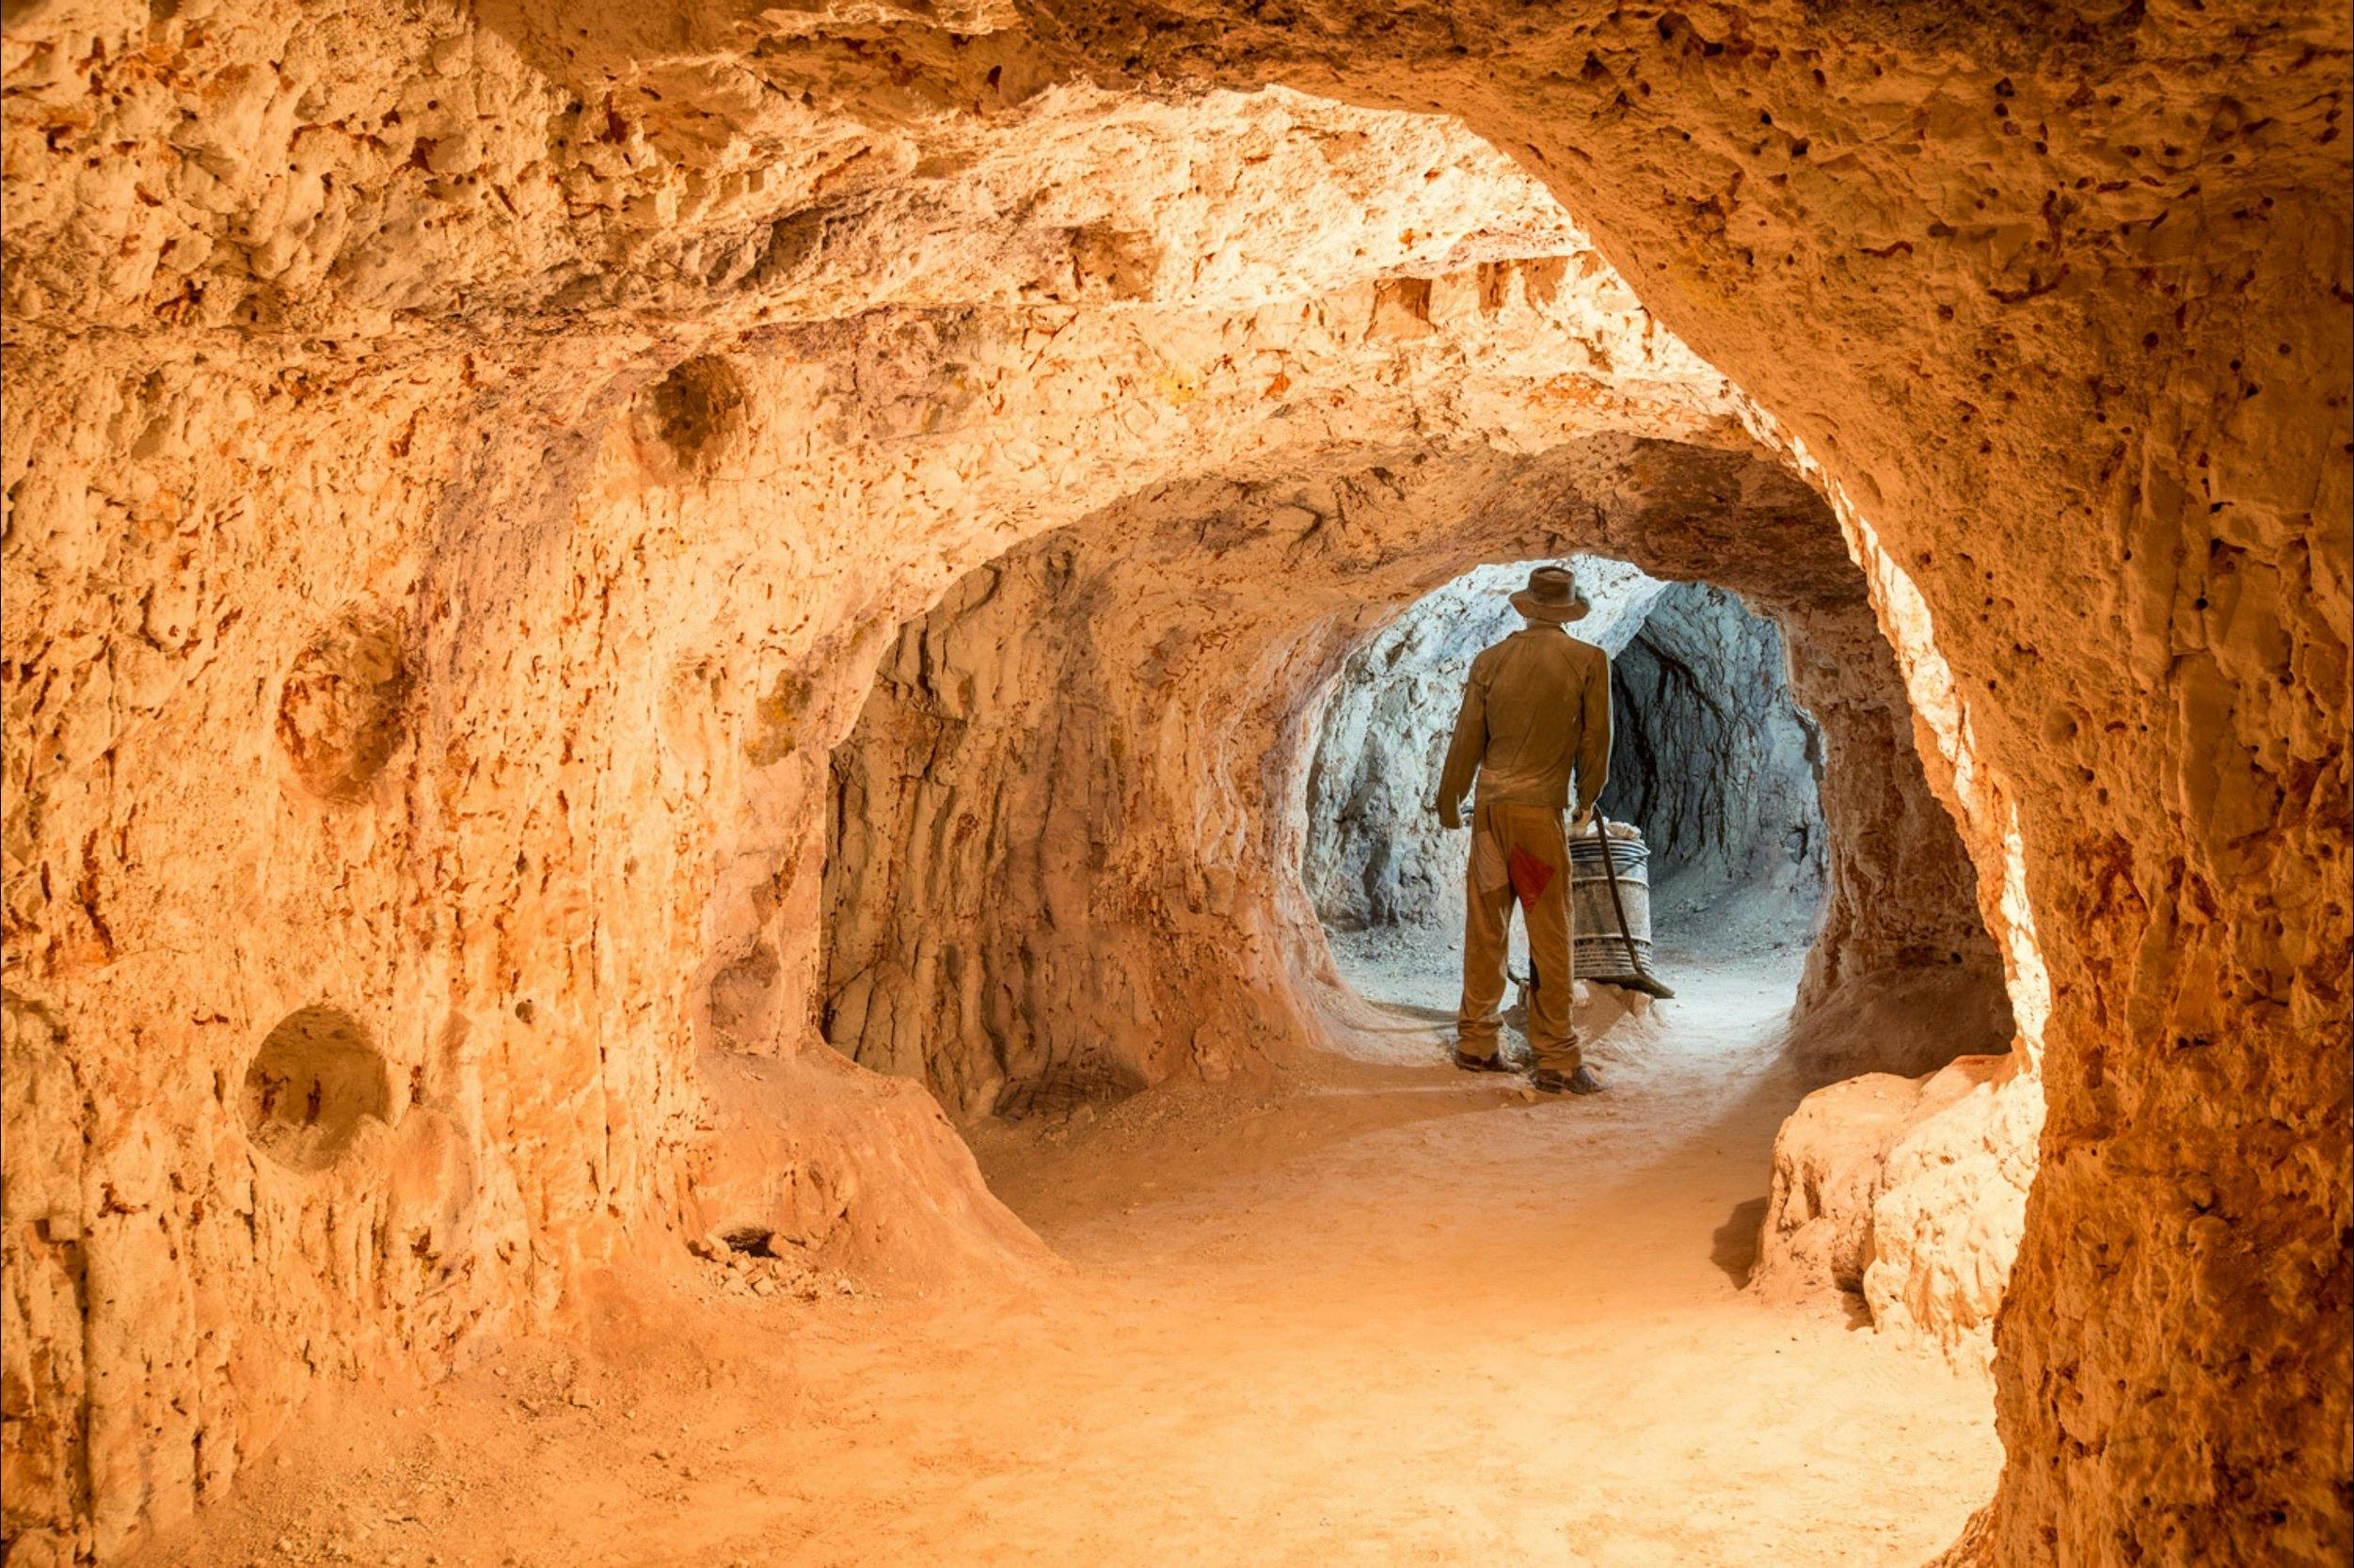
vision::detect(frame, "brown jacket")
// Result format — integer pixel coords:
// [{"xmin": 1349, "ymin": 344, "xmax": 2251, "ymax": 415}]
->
[{"xmin": 1435, "ymin": 624, "xmax": 1613, "ymax": 820}]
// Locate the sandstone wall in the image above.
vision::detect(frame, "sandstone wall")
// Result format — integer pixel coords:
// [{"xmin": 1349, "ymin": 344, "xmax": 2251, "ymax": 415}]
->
[
  {"xmin": 1596, "ymin": 579, "xmax": 1827, "ymax": 942},
  {"xmin": 1, "ymin": 58, "xmax": 1761, "ymax": 1550},
  {"xmin": 4, "ymin": 0, "xmax": 2346, "ymax": 1562}
]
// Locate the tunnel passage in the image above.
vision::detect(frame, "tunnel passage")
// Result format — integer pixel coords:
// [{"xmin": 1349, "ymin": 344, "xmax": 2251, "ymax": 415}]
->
[
  {"xmin": 819, "ymin": 434, "xmax": 2012, "ymax": 1130},
  {"xmin": 3, "ymin": 0, "xmax": 2343, "ymax": 1555},
  {"xmin": 1304, "ymin": 562, "xmax": 1832, "ymax": 960}
]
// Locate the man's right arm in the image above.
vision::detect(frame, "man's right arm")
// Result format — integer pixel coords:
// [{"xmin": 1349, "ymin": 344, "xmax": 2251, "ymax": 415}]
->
[
  {"xmin": 1434, "ymin": 666, "xmax": 1487, "ymax": 830},
  {"xmin": 1572, "ymin": 648, "xmax": 1614, "ymax": 827}
]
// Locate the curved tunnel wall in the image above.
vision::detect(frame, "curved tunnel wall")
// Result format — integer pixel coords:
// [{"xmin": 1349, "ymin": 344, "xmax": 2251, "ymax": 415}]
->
[{"xmin": 1598, "ymin": 581, "xmax": 1827, "ymax": 933}]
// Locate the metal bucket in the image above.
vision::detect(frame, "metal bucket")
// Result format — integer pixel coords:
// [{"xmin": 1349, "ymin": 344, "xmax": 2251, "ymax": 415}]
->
[{"xmin": 1569, "ymin": 830, "xmax": 1653, "ymax": 983}]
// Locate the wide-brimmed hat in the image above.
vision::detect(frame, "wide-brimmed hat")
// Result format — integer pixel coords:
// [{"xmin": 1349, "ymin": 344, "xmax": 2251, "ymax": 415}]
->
[{"xmin": 1509, "ymin": 564, "xmax": 1590, "ymax": 623}]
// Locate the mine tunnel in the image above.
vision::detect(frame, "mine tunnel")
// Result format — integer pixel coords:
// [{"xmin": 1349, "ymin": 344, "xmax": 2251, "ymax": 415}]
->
[
  {"xmin": 820, "ymin": 515, "xmax": 2010, "ymax": 1121},
  {"xmin": 3, "ymin": 6, "xmax": 2347, "ymax": 1568}
]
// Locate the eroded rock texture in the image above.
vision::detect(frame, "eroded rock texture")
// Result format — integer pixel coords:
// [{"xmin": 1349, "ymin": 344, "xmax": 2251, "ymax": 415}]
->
[
  {"xmin": 1, "ymin": 66, "xmax": 1760, "ymax": 1558},
  {"xmin": 1599, "ymin": 581, "xmax": 1827, "ymax": 942},
  {"xmin": 4, "ymin": 0, "xmax": 2346, "ymax": 1563},
  {"xmin": 1755, "ymin": 1052, "xmax": 2039, "ymax": 1366}
]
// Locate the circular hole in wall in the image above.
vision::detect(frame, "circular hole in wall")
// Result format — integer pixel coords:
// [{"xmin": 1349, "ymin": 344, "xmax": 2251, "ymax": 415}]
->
[
  {"xmin": 278, "ymin": 606, "xmax": 410, "ymax": 802},
  {"xmin": 242, "ymin": 1006, "xmax": 392, "ymax": 1173},
  {"xmin": 637, "ymin": 355, "xmax": 750, "ymax": 482}
]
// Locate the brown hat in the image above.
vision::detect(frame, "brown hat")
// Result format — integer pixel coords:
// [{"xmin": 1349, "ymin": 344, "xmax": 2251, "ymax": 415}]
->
[{"xmin": 1509, "ymin": 564, "xmax": 1590, "ymax": 623}]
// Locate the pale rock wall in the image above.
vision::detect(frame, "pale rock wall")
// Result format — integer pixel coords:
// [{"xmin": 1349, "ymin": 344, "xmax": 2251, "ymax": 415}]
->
[
  {"xmin": 1776, "ymin": 592, "xmax": 2006, "ymax": 1014},
  {"xmin": 1596, "ymin": 579, "xmax": 1827, "ymax": 942}
]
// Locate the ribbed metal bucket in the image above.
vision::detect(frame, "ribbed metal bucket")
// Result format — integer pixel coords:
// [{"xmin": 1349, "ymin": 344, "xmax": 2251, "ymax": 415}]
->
[{"xmin": 1568, "ymin": 832, "xmax": 1652, "ymax": 983}]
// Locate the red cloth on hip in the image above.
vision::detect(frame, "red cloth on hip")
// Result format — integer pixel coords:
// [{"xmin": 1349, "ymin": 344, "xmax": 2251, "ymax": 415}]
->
[{"xmin": 1507, "ymin": 844, "xmax": 1557, "ymax": 911}]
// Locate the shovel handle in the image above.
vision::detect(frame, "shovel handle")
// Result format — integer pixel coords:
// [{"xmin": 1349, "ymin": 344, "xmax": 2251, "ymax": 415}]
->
[{"xmin": 1589, "ymin": 813, "xmax": 1672, "ymax": 997}]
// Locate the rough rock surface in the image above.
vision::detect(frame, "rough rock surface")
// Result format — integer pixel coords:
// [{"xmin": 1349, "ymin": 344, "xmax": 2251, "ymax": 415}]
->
[
  {"xmin": 821, "ymin": 451, "xmax": 1714, "ymax": 1120},
  {"xmin": 3, "ymin": 0, "xmax": 2346, "ymax": 1564},
  {"xmin": 2, "ymin": 88, "xmax": 1764, "ymax": 1558},
  {"xmin": 1755, "ymin": 1051, "xmax": 2040, "ymax": 1369},
  {"xmin": 1756, "ymin": 1066, "xmax": 1951, "ymax": 1299},
  {"xmin": 1599, "ymin": 580, "xmax": 1826, "ymax": 942},
  {"xmin": 685, "ymin": 1048, "xmax": 1053, "ymax": 1291}
]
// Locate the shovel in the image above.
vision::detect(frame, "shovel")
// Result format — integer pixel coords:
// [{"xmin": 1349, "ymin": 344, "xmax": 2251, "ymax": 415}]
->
[{"xmin": 1588, "ymin": 813, "xmax": 1676, "ymax": 1000}]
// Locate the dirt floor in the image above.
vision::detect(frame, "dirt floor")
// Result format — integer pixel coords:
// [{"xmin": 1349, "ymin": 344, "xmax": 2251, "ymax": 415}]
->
[{"xmin": 129, "ymin": 931, "xmax": 2001, "ymax": 1568}]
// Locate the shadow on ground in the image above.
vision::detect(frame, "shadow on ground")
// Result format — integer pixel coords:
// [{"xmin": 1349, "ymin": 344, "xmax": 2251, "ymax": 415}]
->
[{"xmin": 1710, "ymin": 1196, "xmax": 1768, "ymax": 1287}]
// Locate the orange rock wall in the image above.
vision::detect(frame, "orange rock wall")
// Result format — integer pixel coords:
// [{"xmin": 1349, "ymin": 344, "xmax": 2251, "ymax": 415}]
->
[{"xmin": 4, "ymin": 1, "xmax": 2345, "ymax": 1563}]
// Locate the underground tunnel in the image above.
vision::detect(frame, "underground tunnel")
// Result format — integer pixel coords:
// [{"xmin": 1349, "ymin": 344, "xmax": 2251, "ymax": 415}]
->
[
  {"xmin": 821, "ymin": 521, "xmax": 2006, "ymax": 1112},
  {"xmin": 3, "ymin": 4, "xmax": 2346, "ymax": 1567}
]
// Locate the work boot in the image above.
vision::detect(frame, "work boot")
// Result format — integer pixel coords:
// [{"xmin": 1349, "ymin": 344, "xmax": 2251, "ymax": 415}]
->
[
  {"xmin": 1450, "ymin": 1046, "xmax": 1517, "ymax": 1074},
  {"xmin": 1531, "ymin": 1064, "xmax": 1604, "ymax": 1096}
]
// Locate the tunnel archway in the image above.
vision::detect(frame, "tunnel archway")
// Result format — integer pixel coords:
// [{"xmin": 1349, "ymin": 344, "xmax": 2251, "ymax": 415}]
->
[
  {"xmin": 802, "ymin": 428, "xmax": 2035, "ymax": 1560},
  {"xmin": 818, "ymin": 432, "xmax": 2017, "ymax": 1319}
]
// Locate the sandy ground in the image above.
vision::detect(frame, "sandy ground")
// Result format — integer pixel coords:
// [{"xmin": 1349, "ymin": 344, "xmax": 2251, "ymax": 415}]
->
[{"xmin": 129, "ymin": 934, "xmax": 1999, "ymax": 1568}]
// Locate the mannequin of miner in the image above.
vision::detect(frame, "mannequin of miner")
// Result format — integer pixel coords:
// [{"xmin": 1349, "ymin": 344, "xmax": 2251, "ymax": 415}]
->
[{"xmin": 1431, "ymin": 563, "xmax": 1612, "ymax": 1096}]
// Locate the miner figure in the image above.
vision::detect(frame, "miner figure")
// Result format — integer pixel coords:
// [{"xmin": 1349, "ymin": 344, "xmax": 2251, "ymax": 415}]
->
[{"xmin": 1432, "ymin": 563, "xmax": 1612, "ymax": 1095}]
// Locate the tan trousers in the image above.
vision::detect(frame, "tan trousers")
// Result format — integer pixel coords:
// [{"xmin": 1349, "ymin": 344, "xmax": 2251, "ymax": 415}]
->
[{"xmin": 1456, "ymin": 801, "xmax": 1581, "ymax": 1073}]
